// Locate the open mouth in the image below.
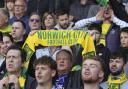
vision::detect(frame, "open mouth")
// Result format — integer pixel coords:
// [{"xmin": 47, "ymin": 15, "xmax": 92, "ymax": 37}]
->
[
  {"xmin": 12, "ymin": 33, "xmax": 16, "ymax": 36},
  {"xmin": 111, "ymin": 66, "xmax": 117, "ymax": 71},
  {"xmin": 59, "ymin": 63, "xmax": 65, "ymax": 67},
  {"xmin": 8, "ymin": 64, "xmax": 13, "ymax": 68},
  {"xmin": 104, "ymin": 11, "xmax": 109, "ymax": 15},
  {"xmin": 84, "ymin": 71, "xmax": 90, "ymax": 76},
  {"xmin": 36, "ymin": 75, "xmax": 43, "ymax": 80}
]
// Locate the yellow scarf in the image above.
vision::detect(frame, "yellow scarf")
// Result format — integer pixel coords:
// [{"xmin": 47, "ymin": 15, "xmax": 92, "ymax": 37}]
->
[
  {"xmin": 108, "ymin": 73, "xmax": 128, "ymax": 89},
  {"xmin": 5, "ymin": 67, "xmax": 26, "ymax": 89},
  {"xmin": 19, "ymin": 76, "xmax": 25, "ymax": 89},
  {"xmin": 100, "ymin": 23, "xmax": 111, "ymax": 46},
  {"xmin": 23, "ymin": 30, "xmax": 96, "ymax": 69}
]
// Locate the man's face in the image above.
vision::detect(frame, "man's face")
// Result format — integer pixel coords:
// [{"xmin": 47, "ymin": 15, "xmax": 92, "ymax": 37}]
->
[
  {"xmin": 120, "ymin": 32, "xmax": 128, "ymax": 48},
  {"xmin": 1, "ymin": 36, "xmax": 13, "ymax": 55},
  {"xmin": 35, "ymin": 64, "xmax": 55, "ymax": 84},
  {"xmin": 6, "ymin": 49, "xmax": 22, "ymax": 74},
  {"xmin": 81, "ymin": 59, "xmax": 103, "ymax": 83},
  {"xmin": 56, "ymin": 51, "xmax": 72, "ymax": 74},
  {"xmin": 11, "ymin": 22, "xmax": 25, "ymax": 41},
  {"xmin": 109, "ymin": 58, "xmax": 124, "ymax": 76},
  {"xmin": 29, "ymin": 15, "xmax": 41, "ymax": 30},
  {"xmin": 103, "ymin": 7, "xmax": 112, "ymax": 19},
  {"xmin": 58, "ymin": 14, "xmax": 69, "ymax": 29},
  {"xmin": 14, "ymin": 0, "xmax": 26, "ymax": 15}
]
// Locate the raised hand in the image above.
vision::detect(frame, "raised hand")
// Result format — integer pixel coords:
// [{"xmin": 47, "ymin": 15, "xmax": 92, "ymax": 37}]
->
[
  {"xmin": 96, "ymin": 7, "xmax": 105, "ymax": 21},
  {"xmin": 29, "ymin": 30, "xmax": 39, "ymax": 36},
  {"xmin": 109, "ymin": 8, "xmax": 115, "ymax": 21},
  {"xmin": 8, "ymin": 75, "xmax": 20, "ymax": 89},
  {"xmin": 0, "ymin": 77, "xmax": 8, "ymax": 89}
]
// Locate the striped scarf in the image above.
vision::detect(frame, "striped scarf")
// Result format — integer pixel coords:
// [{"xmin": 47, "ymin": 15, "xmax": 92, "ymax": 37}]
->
[
  {"xmin": 108, "ymin": 73, "xmax": 128, "ymax": 89},
  {"xmin": 5, "ymin": 67, "xmax": 27, "ymax": 89}
]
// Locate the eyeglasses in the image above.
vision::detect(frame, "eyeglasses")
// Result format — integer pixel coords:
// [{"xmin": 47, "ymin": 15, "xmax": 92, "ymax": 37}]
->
[{"xmin": 30, "ymin": 19, "xmax": 40, "ymax": 23}]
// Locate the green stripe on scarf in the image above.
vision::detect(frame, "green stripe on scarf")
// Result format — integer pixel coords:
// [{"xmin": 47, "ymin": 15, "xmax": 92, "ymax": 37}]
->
[
  {"xmin": 108, "ymin": 73, "xmax": 128, "ymax": 89},
  {"xmin": 5, "ymin": 67, "xmax": 26, "ymax": 89}
]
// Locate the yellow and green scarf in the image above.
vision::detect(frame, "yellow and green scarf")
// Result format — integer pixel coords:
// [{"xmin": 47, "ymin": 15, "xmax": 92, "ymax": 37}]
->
[
  {"xmin": 5, "ymin": 67, "xmax": 27, "ymax": 89},
  {"xmin": 108, "ymin": 73, "xmax": 128, "ymax": 89},
  {"xmin": 22, "ymin": 30, "xmax": 96, "ymax": 71}
]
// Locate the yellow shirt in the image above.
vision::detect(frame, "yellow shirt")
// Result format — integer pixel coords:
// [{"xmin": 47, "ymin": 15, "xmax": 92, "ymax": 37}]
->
[{"xmin": 100, "ymin": 23, "xmax": 111, "ymax": 46}]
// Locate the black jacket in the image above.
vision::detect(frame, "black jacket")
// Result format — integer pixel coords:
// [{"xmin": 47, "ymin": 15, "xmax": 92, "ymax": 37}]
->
[
  {"xmin": 109, "ymin": 0, "xmax": 128, "ymax": 22},
  {"xmin": 66, "ymin": 70, "xmax": 83, "ymax": 89},
  {"xmin": 96, "ymin": 44, "xmax": 111, "ymax": 81}
]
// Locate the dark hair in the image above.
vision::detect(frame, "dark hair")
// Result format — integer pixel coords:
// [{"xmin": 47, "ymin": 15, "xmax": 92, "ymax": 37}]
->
[
  {"xmin": 34, "ymin": 56, "xmax": 57, "ymax": 70},
  {"xmin": 29, "ymin": 12, "xmax": 41, "ymax": 21},
  {"xmin": 110, "ymin": 51, "xmax": 126, "ymax": 64},
  {"xmin": 7, "ymin": 45, "xmax": 26, "ymax": 63},
  {"xmin": 88, "ymin": 23, "xmax": 102, "ymax": 34},
  {"xmin": 13, "ymin": 20, "xmax": 26, "ymax": 29},
  {"xmin": 120, "ymin": 27, "xmax": 128, "ymax": 34},
  {"xmin": 56, "ymin": 10, "xmax": 69, "ymax": 18},
  {"xmin": 82, "ymin": 55, "xmax": 104, "ymax": 71},
  {"xmin": 3, "ymin": 33, "xmax": 14, "ymax": 43},
  {"xmin": 42, "ymin": 12, "xmax": 56, "ymax": 29},
  {"xmin": 56, "ymin": 49, "xmax": 72, "ymax": 62}
]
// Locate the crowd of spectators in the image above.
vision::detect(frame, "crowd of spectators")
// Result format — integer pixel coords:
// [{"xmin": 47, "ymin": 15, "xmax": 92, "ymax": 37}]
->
[{"xmin": 0, "ymin": 0, "xmax": 128, "ymax": 89}]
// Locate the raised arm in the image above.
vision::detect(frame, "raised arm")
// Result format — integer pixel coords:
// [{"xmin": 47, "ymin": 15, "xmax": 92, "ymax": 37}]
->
[{"xmin": 74, "ymin": 8, "xmax": 104, "ymax": 29}]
